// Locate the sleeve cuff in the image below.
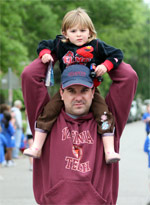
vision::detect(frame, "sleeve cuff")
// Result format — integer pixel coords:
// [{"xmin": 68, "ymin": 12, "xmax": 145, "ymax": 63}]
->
[
  {"xmin": 102, "ymin": 60, "xmax": 114, "ymax": 72},
  {"xmin": 102, "ymin": 127, "xmax": 115, "ymax": 137},
  {"xmin": 102, "ymin": 132, "xmax": 114, "ymax": 137},
  {"xmin": 34, "ymin": 122, "xmax": 48, "ymax": 133},
  {"xmin": 39, "ymin": 49, "xmax": 51, "ymax": 58}
]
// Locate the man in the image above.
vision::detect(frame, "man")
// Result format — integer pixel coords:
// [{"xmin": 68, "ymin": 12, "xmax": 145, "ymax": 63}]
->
[
  {"xmin": 11, "ymin": 100, "xmax": 22, "ymax": 159},
  {"xmin": 21, "ymin": 58, "xmax": 138, "ymax": 204}
]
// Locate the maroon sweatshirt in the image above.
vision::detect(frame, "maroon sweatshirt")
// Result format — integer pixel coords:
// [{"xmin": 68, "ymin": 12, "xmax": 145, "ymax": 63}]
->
[{"xmin": 21, "ymin": 58, "xmax": 138, "ymax": 204}]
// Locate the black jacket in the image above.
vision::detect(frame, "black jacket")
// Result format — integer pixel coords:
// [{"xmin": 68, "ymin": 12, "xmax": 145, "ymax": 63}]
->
[{"xmin": 37, "ymin": 35, "xmax": 123, "ymax": 73}]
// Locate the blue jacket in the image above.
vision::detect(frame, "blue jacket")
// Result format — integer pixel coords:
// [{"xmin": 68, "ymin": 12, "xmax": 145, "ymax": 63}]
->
[
  {"xmin": 0, "ymin": 132, "xmax": 7, "ymax": 163},
  {"xmin": 142, "ymin": 112, "xmax": 150, "ymax": 134},
  {"xmin": 144, "ymin": 134, "xmax": 150, "ymax": 168},
  {"xmin": 1, "ymin": 121, "xmax": 15, "ymax": 148}
]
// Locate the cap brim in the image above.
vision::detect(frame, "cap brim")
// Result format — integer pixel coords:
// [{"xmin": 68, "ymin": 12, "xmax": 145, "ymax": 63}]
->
[{"xmin": 62, "ymin": 80, "xmax": 93, "ymax": 89}]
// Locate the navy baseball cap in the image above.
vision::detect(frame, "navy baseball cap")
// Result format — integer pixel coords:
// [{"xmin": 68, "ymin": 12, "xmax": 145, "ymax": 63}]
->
[{"xmin": 61, "ymin": 64, "xmax": 94, "ymax": 89}]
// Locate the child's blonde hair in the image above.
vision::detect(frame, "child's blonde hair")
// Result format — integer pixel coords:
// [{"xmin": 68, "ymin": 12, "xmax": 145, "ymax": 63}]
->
[{"xmin": 61, "ymin": 8, "xmax": 97, "ymax": 42}]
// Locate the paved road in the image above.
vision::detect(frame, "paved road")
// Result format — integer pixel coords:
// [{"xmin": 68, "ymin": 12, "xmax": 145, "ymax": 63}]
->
[
  {"xmin": 117, "ymin": 121, "xmax": 150, "ymax": 205},
  {"xmin": 0, "ymin": 155, "xmax": 36, "ymax": 205},
  {"xmin": 0, "ymin": 121, "xmax": 149, "ymax": 205}
]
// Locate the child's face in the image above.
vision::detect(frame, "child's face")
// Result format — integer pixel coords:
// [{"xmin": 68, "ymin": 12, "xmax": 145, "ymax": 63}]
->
[{"xmin": 63, "ymin": 24, "xmax": 91, "ymax": 46}]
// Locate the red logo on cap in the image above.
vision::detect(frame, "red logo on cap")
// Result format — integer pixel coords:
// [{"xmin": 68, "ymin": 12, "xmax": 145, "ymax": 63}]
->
[{"xmin": 68, "ymin": 71, "xmax": 86, "ymax": 77}]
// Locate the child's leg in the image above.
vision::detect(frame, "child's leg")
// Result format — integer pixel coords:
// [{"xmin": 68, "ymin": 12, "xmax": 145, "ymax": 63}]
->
[
  {"xmin": 36, "ymin": 91, "xmax": 64, "ymax": 132},
  {"xmin": 102, "ymin": 135, "xmax": 120, "ymax": 164},
  {"xmin": 23, "ymin": 91, "xmax": 63, "ymax": 159},
  {"xmin": 91, "ymin": 88, "xmax": 120, "ymax": 164},
  {"xmin": 23, "ymin": 131, "xmax": 47, "ymax": 158},
  {"xmin": 91, "ymin": 88, "xmax": 115, "ymax": 134}
]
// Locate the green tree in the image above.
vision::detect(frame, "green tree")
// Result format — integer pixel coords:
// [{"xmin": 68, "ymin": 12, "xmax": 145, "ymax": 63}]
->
[
  {"xmin": 0, "ymin": 1, "xmax": 28, "ymax": 74},
  {"xmin": 0, "ymin": 0, "xmax": 149, "ymax": 101}
]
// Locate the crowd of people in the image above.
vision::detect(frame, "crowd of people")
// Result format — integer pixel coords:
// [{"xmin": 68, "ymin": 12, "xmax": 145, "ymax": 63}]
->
[{"xmin": 0, "ymin": 101, "xmax": 33, "ymax": 171}]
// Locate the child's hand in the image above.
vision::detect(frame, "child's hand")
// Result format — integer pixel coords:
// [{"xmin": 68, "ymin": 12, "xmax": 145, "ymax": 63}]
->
[
  {"xmin": 95, "ymin": 64, "xmax": 107, "ymax": 76},
  {"xmin": 41, "ymin": 53, "xmax": 54, "ymax": 63}
]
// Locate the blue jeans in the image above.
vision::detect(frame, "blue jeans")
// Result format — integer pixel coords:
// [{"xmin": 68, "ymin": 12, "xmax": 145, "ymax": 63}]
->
[{"xmin": 12, "ymin": 129, "xmax": 22, "ymax": 158}]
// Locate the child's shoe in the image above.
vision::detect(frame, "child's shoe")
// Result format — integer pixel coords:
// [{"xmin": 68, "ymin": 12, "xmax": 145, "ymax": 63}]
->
[
  {"xmin": 1, "ymin": 160, "xmax": 7, "ymax": 167},
  {"xmin": 105, "ymin": 152, "xmax": 120, "ymax": 164},
  {"xmin": 7, "ymin": 160, "xmax": 15, "ymax": 167},
  {"xmin": 23, "ymin": 147, "xmax": 41, "ymax": 159}
]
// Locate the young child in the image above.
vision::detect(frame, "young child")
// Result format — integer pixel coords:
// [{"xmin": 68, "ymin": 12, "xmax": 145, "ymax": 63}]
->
[
  {"xmin": 0, "ymin": 125, "xmax": 7, "ymax": 166},
  {"xmin": 23, "ymin": 8, "xmax": 123, "ymax": 164},
  {"xmin": 1, "ymin": 111, "xmax": 15, "ymax": 167}
]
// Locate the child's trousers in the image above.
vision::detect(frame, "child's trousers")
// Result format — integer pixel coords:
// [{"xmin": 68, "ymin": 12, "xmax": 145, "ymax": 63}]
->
[{"xmin": 36, "ymin": 88, "xmax": 115, "ymax": 135}]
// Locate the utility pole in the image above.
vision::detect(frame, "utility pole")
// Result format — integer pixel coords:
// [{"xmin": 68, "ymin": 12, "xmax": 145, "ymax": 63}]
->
[
  {"xmin": 0, "ymin": 68, "xmax": 21, "ymax": 106},
  {"xmin": 8, "ymin": 68, "xmax": 13, "ymax": 106}
]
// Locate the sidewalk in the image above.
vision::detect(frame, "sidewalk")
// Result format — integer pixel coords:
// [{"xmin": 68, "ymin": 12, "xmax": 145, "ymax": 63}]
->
[
  {"xmin": 117, "ymin": 121, "xmax": 150, "ymax": 205},
  {"xmin": 0, "ymin": 155, "xmax": 36, "ymax": 205}
]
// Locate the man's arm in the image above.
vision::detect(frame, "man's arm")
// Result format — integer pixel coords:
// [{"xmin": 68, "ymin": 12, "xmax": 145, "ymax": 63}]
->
[
  {"xmin": 21, "ymin": 58, "xmax": 52, "ymax": 134},
  {"xmin": 105, "ymin": 62, "xmax": 138, "ymax": 139}
]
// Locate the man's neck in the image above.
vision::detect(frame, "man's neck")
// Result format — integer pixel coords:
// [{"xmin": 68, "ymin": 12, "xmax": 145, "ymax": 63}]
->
[{"xmin": 66, "ymin": 113, "xmax": 79, "ymax": 119}]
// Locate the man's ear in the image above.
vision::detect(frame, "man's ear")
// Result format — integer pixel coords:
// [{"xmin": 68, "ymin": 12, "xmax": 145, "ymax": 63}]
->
[
  {"xmin": 60, "ymin": 88, "xmax": 64, "ymax": 101},
  {"xmin": 92, "ymin": 87, "xmax": 95, "ymax": 99}
]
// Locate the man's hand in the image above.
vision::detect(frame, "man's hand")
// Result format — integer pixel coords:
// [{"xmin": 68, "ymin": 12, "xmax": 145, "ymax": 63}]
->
[
  {"xmin": 95, "ymin": 64, "xmax": 107, "ymax": 76},
  {"xmin": 41, "ymin": 53, "xmax": 54, "ymax": 64}
]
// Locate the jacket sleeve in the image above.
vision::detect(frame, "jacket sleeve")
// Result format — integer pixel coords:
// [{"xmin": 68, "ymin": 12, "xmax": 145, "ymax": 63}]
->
[
  {"xmin": 37, "ymin": 37, "xmax": 60, "ymax": 56},
  {"xmin": 97, "ymin": 40, "xmax": 124, "ymax": 71},
  {"xmin": 8, "ymin": 122, "xmax": 15, "ymax": 136},
  {"xmin": 105, "ymin": 62, "xmax": 138, "ymax": 143},
  {"xmin": 21, "ymin": 58, "xmax": 56, "ymax": 135},
  {"xmin": 1, "ymin": 134, "xmax": 7, "ymax": 146}
]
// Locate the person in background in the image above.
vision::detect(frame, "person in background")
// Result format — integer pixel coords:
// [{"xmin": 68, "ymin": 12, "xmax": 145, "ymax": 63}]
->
[
  {"xmin": 26, "ymin": 116, "xmax": 33, "ymax": 171},
  {"xmin": 19, "ymin": 128, "xmax": 26, "ymax": 154},
  {"xmin": 143, "ymin": 104, "xmax": 150, "ymax": 204},
  {"xmin": 0, "ymin": 125, "xmax": 7, "ymax": 180},
  {"xmin": 1, "ymin": 111, "xmax": 15, "ymax": 167},
  {"xmin": 11, "ymin": 100, "xmax": 23, "ymax": 159},
  {"xmin": 142, "ymin": 104, "xmax": 150, "ymax": 135},
  {"xmin": 0, "ymin": 104, "xmax": 10, "ymax": 122},
  {"xmin": 0, "ymin": 104, "xmax": 11, "ymax": 167},
  {"xmin": 0, "ymin": 125, "xmax": 7, "ymax": 166}
]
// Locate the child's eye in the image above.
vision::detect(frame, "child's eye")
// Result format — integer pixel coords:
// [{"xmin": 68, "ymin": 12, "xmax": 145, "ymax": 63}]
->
[{"xmin": 71, "ymin": 29, "xmax": 76, "ymax": 33}]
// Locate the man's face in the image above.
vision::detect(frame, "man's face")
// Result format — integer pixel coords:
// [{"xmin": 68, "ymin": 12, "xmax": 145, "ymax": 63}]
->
[{"xmin": 60, "ymin": 85, "xmax": 95, "ymax": 116}]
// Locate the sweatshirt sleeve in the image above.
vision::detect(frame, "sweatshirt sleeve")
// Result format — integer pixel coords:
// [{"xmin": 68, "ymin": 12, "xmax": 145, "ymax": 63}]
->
[
  {"xmin": 37, "ymin": 36, "xmax": 60, "ymax": 57},
  {"xmin": 21, "ymin": 58, "xmax": 55, "ymax": 134},
  {"xmin": 97, "ymin": 40, "xmax": 124, "ymax": 71},
  {"xmin": 105, "ymin": 62, "xmax": 138, "ymax": 140}
]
